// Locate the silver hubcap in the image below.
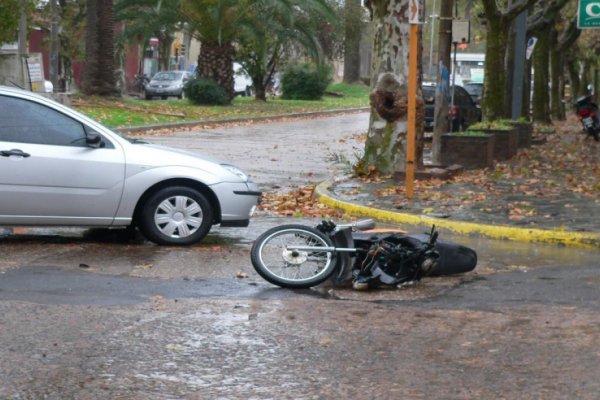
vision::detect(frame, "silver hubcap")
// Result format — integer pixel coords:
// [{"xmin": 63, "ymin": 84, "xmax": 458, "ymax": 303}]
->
[{"xmin": 154, "ymin": 195, "xmax": 203, "ymax": 238}]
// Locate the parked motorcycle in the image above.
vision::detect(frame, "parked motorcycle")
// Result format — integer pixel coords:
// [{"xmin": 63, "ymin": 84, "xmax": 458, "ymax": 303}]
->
[
  {"xmin": 250, "ymin": 219, "xmax": 477, "ymax": 290},
  {"xmin": 573, "ymin": 94, "xmax": 600, "ymax": 141},
  {"xmin": 133, "ymin": 74, "xmax": 150, "ymax": 98}
]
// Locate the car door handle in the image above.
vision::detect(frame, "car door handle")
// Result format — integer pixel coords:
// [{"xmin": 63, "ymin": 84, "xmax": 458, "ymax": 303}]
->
[{"xmin": 0, "ymin": 149, "xmax": 31, "ymax": 158}]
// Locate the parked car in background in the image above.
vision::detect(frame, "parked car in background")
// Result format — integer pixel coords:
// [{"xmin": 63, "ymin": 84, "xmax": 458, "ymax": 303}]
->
[
  {"xmin": 0, "ymin": 86, "xmax": 261, "ymax": 245},
  {"xmin": 464, "ymin": 82, "xmax": 484, "ymax": 107},
  {"xmin": 234, "ymin": 62, "xmax": 253, "ymax": 97},
  {"xmin": 423, "ymin": 83, "xmax": 482, "ymax": 132},
  {"xmin": 144, "ymin": 71, "xmax": 193, "ymax": 100}
]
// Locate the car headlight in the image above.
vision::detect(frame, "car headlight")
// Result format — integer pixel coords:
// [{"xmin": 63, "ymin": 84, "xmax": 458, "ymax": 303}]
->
[{"xmin": 221, "ymin": 164, "xmax": 248, "ymax": 181}]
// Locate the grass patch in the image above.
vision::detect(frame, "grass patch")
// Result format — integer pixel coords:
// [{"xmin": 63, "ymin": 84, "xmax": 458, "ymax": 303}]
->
[{"xmin": 74, "ymin": 82, "xmax": 370, "ymax": 128}]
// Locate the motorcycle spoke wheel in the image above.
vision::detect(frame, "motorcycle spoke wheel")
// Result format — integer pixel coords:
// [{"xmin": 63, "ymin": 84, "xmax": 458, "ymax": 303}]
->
[{"xmin": 251, "ymin": 225, "xmax": 336, "ymax": 289}]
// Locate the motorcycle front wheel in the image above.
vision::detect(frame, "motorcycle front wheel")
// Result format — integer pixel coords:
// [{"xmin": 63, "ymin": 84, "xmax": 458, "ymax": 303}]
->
[{"xmin": 251, "ymin": 225, "xmax": 336, "ymax": 289}]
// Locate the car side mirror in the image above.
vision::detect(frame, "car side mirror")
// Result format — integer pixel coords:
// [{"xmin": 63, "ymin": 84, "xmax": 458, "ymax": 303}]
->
[{"xmin": 85, "ymin": 131, "xmax": 105, "ymax": 148}]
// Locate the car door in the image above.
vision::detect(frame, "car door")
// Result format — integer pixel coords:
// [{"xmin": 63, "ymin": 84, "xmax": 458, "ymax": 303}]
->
[{"xmin": 0, "ymin": 94, "xmax": 126, "ymax": 226}]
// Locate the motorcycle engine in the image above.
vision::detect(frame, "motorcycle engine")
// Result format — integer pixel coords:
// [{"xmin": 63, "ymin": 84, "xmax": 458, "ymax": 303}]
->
[{"xmin": 363, "ymin": 236, "xmax": 427, "ymax": 285}]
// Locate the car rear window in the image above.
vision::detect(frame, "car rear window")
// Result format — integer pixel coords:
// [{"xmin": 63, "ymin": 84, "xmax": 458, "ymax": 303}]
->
[{"xmin": 422, "ymin": 86, "xmax": 435, "ymax": 103}]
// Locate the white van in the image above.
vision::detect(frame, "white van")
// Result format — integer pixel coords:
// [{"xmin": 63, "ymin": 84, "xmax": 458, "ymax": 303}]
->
[{"xmin": 233, "ymin": 63, "xmax": 253, "ymax": 96}]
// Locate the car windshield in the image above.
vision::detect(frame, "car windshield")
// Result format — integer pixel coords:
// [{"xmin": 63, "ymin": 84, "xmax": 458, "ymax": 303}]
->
[
  {"xmin": 465, "ymin": 84, "xmax": 483, "ymax": 96},
  {"xmin": 153, "ymin": 72, "xmax": 184, "ymax": 81}
]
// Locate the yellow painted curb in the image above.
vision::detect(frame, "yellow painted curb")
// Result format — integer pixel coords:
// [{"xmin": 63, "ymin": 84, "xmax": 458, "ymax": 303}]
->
[{"xmin": 315, "ymin": 181, "xmax": 600, "ymax": 249}]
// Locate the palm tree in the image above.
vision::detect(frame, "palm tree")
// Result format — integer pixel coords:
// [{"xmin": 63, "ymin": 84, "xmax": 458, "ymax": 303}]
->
[
  {"xmin": 82, "ymin": 0, "xmax": 119, "ymax": 96},
  {"xmin": 180, "ymin": 0, "xmax": 250, "ymax": 102},
  {"xmin": 181, "ymin": 0, "xmax": 335, "ymax": 102},
  {"xmin": 236, "ymin": 0, "xmax": 333, "ymax": 101}
]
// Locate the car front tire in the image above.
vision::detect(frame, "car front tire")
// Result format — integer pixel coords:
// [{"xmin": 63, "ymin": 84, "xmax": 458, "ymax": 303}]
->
[{"xmin": 138, "ymin": 186, "xmax": 213, "ymax": 245}]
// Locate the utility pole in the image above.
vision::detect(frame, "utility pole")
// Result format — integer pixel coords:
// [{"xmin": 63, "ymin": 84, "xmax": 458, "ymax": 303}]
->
[
  {"xmin": 431, "ymin": 0, "xmax": 453, "ymax": 165},
  {"xmin": 427, "ymin": 0, "xmax": 438, "ymax": 77}
]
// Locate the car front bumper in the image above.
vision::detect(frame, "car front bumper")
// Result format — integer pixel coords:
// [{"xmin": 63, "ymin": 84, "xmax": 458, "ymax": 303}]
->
[
  {"xmin": 211, "ymin": 181, "xmax": 262, "ymax": 226},
  {"xmin": 145, "ymin": 87, "xmax": 183, "ymax": 96}
]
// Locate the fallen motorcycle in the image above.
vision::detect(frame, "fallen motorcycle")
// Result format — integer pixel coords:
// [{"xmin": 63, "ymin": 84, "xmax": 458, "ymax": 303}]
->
[{"xmin": 250, "ymin": 219, "xmax": 477, "ymax": 289}]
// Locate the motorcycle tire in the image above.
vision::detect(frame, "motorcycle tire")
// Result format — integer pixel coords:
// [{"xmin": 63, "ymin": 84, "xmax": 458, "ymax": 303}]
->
[{"xmin": 251, "ymin": 225, "xmax": 337, "ymax": 289}]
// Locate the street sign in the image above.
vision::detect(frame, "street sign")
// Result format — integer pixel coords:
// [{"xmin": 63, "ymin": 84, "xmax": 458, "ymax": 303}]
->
[
  {"xmin": 578, "ymin": 0, "xmax": 600, "ymax": 29},
  {"xmin": 526, "ymin": 37, "xmax": 537, "ymax": 60},
  {"xmin": 452, "ymin": 20, "xmax": 470, "ymax": 44},
  {"xmin": 409, "ymin": 0, "xmax": 424, "ymax": 24}
]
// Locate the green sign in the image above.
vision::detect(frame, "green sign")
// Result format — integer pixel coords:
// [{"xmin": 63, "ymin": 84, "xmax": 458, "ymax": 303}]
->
[{"xmin": 578, "ymin": 0, "xmax": 600, "ymax": 28}]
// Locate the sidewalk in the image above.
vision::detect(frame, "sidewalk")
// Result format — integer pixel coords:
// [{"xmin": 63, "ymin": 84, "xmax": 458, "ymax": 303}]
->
[{"xmin": 316, "ymin": 118, "xmax": 600, "ymax": 248}]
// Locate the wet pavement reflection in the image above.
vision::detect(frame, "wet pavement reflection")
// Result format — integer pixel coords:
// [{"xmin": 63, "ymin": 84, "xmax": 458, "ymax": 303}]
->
[{"xmin": 1, "ymin": 213, "xmax": 599, "ymax": 307}]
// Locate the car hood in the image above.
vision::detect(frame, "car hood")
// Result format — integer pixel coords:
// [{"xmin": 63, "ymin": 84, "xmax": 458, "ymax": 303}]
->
[{"xmin": 124, "ymin": 141, "xmax": 244, "ymax": 181}]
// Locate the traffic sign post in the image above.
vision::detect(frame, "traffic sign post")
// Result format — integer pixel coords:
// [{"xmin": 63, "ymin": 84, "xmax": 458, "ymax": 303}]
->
[
  {"xmin": 406, "ymin": 0, "xmax": 423, "ymax": 199},
  {"xmin": 578, "ymin": 0, "xmax": 600, "ymax": 29}
]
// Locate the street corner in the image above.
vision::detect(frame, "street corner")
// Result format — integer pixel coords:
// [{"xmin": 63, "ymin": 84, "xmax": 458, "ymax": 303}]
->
[{"xmin": 314, "ymin": 180, "xmax": 600, "ymax": 249}]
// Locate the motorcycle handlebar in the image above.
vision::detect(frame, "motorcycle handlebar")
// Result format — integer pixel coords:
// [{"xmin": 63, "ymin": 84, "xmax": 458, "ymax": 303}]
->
[{"xmin": 334, "ymin": 219, "xmax": 376, "ymax": 231}]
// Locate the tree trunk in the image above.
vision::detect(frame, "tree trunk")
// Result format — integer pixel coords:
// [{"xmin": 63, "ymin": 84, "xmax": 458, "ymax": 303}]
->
[
  {"xmin": 254, "ymin": 80, "xmax": 267, "ymax": 101},
  {"xmin": 82, "ymin": 0, "xmax": 118, "ymax": 96},
  {"xmin": 81, "ymin": 0, "xmax": 98, "ymax": 93},
  {"xmin": 343, "ymin": 0, "xmax": 362, "ymax": 83},
  {"xmin": 481, "ymin": 14, "xmax": 510, "ymax": 120},
  {"xmin": 549, "ymin": 28, "xmax": 563, "ymax": 121},
  {"xmin": 361, "ymin": 0, "xmax": 423, "ymax": 175},
  {"xmin": 532, "ymin": 25, "xmax": 550, "ymax": 123},
  {"xmin": 159, "ymin": 35, "xmax": 173, "ymax": 71},
  {"xmin": 503, "ymin": 20, "xmax": 517, "ymax": 117},
  {"xmin": 581, "ymin": 60, "xmax": 591, "ymax": 96},
  {"xmin": 567, "ymin": 54, "xmax": 580, "ymax": 100},
  {"xmin": 437, "ymin": 0, "xmax": 453, "ymax": 74},
  {"xmin": 196, "ymin": 41, "xmax": 235, "ymax": 102}
]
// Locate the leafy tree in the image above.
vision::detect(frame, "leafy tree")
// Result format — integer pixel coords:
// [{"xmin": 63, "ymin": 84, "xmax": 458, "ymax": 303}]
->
[
  {"xmin": 236, "ymin": 0, "xmax": 334, "ymax": 101},
  {"xmin": 115, "ymin": 0, "xmax": 182, "ymax": 72},
  {"xmin": 34, "ymin": 0, "xmax": 86, "ymax": 90},
  {"xmin": 479, "ymin": 0, "xmax": 537, "ymax": 121},
  {"xmin": 526, "ymin": 0, "xmax": 572, "ymax": 123},
  {"xmin": 0, "ymin": 0, "xmax": 20, "ymax": 45}
]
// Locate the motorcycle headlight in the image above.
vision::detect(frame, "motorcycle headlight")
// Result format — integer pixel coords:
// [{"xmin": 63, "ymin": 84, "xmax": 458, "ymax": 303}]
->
[{"xmin": 221, "ymin": 164, "xmax": 248, "ymax": 181}]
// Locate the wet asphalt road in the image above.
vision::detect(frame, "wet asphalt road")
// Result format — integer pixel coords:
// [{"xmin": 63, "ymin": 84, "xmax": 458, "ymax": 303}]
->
[{"xmin": 2, "ymin": 112, "xmax": 600, "ymax": 399}]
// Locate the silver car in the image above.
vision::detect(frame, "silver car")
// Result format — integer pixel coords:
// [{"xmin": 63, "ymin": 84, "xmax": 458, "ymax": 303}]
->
[
  {"xmin": 144, "ymin": 71, "xmax": 192, "ymax": 100},
  {"xmin": 0, "ymin": 86, "xmax": 261, "ymax": 245}
]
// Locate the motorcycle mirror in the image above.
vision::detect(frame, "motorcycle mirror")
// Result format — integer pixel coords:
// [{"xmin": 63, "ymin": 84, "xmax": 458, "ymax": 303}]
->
[{"xmin": 429, "ymin": 225, "xmax": 438, "ymax": 244}]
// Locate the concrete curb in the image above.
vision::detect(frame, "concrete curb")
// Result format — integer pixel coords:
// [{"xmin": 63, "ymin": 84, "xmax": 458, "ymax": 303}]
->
[
  {"xmin": 118, "ymin": 107, "xmax": 370, "ymax": 134},
  {"xmin": 314, "ymin": 180, "xmax": 600, "ymax": 249}
]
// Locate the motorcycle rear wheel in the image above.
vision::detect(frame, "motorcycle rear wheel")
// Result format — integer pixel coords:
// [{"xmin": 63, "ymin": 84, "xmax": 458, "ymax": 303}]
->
[{"xmin": 251, "ymin": 225, "xmax": 336, "ymax": 289}]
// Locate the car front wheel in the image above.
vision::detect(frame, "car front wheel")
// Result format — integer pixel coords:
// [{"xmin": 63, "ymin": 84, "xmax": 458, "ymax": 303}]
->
[{"xmin": 138, "ymin": 186, "xmax": 213, "ymax": 245}]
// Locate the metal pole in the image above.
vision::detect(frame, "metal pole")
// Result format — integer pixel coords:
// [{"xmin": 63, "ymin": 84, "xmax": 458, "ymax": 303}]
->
[
  {"xmin": 428, "ymin": 0, "xmax": 437, "ymax": 76},
  {"xmin": 451, "ymin": 43, "xmax": 457, "ymax": 106},
  {"xmin": 406, "ymin": 22, "xmax": 419, "ymax": 200}
]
